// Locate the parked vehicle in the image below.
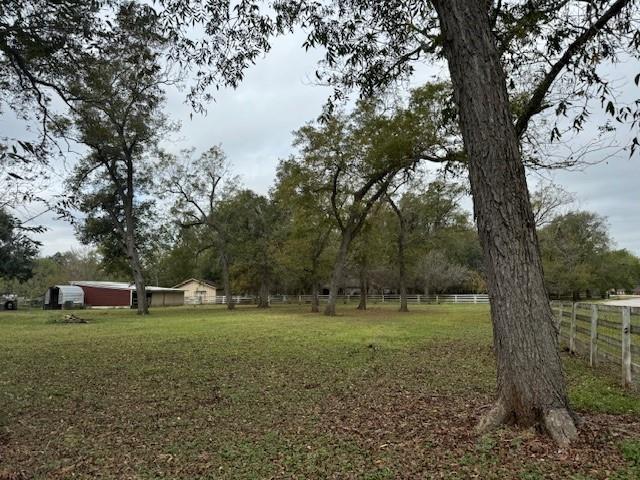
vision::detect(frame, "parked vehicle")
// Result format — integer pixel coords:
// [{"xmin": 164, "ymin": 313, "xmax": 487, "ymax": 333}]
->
[{"xmin": 1, "ymin": 294, "xmax": 18, "ymax": 310}]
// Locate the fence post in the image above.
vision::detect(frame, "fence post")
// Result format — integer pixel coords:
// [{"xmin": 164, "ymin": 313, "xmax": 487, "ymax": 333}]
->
[
  {"xmin": 474, "ymin": 295, "xmax": 478, "ymax": 304},
  {"xmin": 570, "ymin": 303, "xmax": 577, "ymax": 354},
  {"xmin": 417, "ymin": 294, "xmax": 421, "ymax": 304},
  {"xmin": 382, "ymin": 293, "xmax": 385, "ymax": 303},
  {"xmin": 436, "ymin": 295, "xmax": 439, "ymax": 304},
  {"xmin": 622, "ymin": 306, "xmax": 632, "ymax": 388},
  {"xmin": 454, "ymin": 295, "xmax": 458, "ymax": 304},
  {"xmin": 590, "ymin": 304, "xmax": 598, "ymax": 367}
]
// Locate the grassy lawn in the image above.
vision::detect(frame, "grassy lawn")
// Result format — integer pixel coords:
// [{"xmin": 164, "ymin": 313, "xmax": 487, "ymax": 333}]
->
[{"xmin": 1, "ymin": 304, "xmax": 639, "ymax": 479}]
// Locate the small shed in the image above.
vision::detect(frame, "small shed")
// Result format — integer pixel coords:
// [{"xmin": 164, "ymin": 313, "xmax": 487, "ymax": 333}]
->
[
  {"xmin": 44, "ymin": 285, "xmax": 85, "ymax": 310},
  {"xmin": 173, "ymin": 278, "xmax": 217, "ymax": 304}
]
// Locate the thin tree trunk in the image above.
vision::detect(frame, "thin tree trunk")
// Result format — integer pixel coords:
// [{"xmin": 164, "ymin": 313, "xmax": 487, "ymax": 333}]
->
[
  {"xmin": 122, "ymin": 205, "xmax": 147, "ymax": 315},
  {"xmin": 434, "ymin": 0, "xmax": 577, "ymax": 445},
  {"xmin": 388, "ymin": 196, "xmax": 409, "ymax": 312},
  {"xmin": 115, "ymin": 155, "xmax": 147, "ymax": 315},
  {"xmin": 221, "ymin": 254, "xmax": 235, "ymax": 310},
  {"xmin": 309, "ymin": 251, "xmax": 323, "ymax": 313},
  {"xmin": 356, "ymin": 266, "xmax": 367, "ymax": 310},
  {"xmin": 311, "ymin": 281, "xmax": 320, "ymax": 313},
  {"xmin": 398, "ymin": 233, "xmax": 409, "ymax": 313},
  {"xmin": 126, "ymin": 234, "xmax": 148, "ymax": 315},
  {"xmin": 324, "ymin": 229, "xmax": 353, "ymax": 316}
]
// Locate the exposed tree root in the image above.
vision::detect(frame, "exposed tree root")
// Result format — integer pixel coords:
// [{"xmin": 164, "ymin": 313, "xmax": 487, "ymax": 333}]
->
[
  {"xmin": 477, "ymin": 403, "xmax": 578, "ymax": 447},
  {"xmin": 476, "ymin": 402, "xmax": 509, "ymax": 434},
  {"xmin": 544, "ymin": 408, "xmax": 578, "ymax": 448},
  {"xmin": 324, "ymin": 305, "xmax": 337, "ymax": 316}
]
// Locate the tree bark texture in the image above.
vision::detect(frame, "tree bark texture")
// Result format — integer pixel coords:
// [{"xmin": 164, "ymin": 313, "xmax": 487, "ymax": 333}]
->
[
  {"xmin": 433, "ymin": 0, "xmax": 576, "ymax": 445},
  {"xmin": 356, "ymin": 265, "xmax": 367, "ymax": 310},
  {"xmin": 311, "ymin": 282, "xmax": 320, "ymax": 313},
  {"xmin": 398, "ymin": 231, "xmax": 409, "ymax": 313},
  {"xmin": 221, "ymin": 254, "xmax": 235, "ymax": 310},
  {"xmin": 127, "ymin": 238, "xmax": 148, "ymax": 315},
  {"xmin": 324, "ymin": 229, "xmax": 353, "ymax": 316},
  {"xmin": 389, "ymin": 198, "xmax": 409, "ymax": 313},
  {"xmin": 123, "ymin": 206, "xmax": 147, "ymax": 315},
  {"xmin": 257, "ymin": 276, "xmax": 270, "ymax": 308}
]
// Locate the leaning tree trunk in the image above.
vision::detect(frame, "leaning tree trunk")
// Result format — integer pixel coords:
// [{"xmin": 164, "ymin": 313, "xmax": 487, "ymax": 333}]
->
[
  {"xmin": 433, "ymin": 0, "xmax": 577, "ymax": 445},
  {"xmin": 324, "ymin": 229, "xmax": 353, "ymax": 316},
  {"xmin": 221, "ymin": 254, "xmax": 235, "ymax": 310},
  {"xmin": 356, "ymin": 266, "xmax": 367, "ymax": 310}
]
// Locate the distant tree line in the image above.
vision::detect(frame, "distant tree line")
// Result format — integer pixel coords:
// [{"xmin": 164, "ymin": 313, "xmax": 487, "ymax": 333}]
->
[{"xmin": 8, "ymin": 171, "xmax": 639, "ymax": 308}]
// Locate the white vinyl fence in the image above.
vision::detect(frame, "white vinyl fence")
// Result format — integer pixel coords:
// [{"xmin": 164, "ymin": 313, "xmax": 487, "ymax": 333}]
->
[
  {"xmin": 552, "ymin": 302, "xmax": 640, "ymax": 387},
  {"xmin": 184, "ymin": 295, "xmax": 255, "ymax": 305},
  {"xmin": 185, "ymin": 293, "xmax": 489, "ymax": 306}
]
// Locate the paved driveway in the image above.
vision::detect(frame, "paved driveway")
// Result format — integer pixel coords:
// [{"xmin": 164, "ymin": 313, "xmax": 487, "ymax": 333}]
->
[{"xmin": 603, "ymin": 297, "xmax": 640, "ymax": 307}]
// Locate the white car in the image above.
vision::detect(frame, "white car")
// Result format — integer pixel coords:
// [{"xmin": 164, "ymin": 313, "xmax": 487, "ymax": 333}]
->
[{"xmin": 1, "ymin": 294, "xmax": 17, "ymax": 310}]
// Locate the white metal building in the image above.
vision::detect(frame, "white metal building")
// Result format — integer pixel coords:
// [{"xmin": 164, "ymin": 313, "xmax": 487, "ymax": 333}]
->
[{"xmin": 43, "ymin": 285, "xmax": 85, "ymax": 309}]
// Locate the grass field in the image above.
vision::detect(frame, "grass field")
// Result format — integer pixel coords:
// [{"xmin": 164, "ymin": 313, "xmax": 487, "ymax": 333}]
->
[{"xmin": 1, "ymin": 304, "xmax": 639, "ymax": 479}]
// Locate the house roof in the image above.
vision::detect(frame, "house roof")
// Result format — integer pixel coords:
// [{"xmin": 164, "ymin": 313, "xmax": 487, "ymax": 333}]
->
[
  {"xmin": 172, "ymin": 278, "xmax": 217, "ymax": 289},
  {"xmin": 70, "ymin": 281, "xmax": 183, "ymax": 293}
]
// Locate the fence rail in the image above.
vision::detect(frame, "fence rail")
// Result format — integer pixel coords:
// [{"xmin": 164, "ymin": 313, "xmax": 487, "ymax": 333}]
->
[
  {"xmin": 551, "ymin": 301, "xmax": 640, "ymax": 387},
  {"xmin": 184, "ymin": 293, "xmax": 490, "ymax": 306}
]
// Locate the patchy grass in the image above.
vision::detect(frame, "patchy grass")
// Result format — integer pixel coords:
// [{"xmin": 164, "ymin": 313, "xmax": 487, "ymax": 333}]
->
[{"xmin": 0, "ymin": 304, "xmax": 638, "ymax": 479}]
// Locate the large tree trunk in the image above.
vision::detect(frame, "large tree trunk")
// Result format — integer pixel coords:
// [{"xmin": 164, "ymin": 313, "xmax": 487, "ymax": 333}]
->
[
  {"xmin": 433, "ymin": 0, "xmax": 577, "ymax": 446},
  {"xmin": 221, "ymin": 254, "xmax": 235, "ymax": 310},
  {"xmin": 311, "ymin": 281, "xmax": 320, "ymax": 313},
  {"xmin": 356, "ymin": 265, "xmax": 367, "ymax": 310},
  {"xmin": 257, "ymin": 275, "xmax": 269, "ymax": 308},
  {"xmin": 324, "ymin": 229, "xmax": 353, "ymax": 316}
]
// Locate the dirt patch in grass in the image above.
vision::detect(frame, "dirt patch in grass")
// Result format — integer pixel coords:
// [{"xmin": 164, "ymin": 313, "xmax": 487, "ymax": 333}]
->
[{"xmin": 314, "ymin": 388, "xmax": 640, "ymax": 479}]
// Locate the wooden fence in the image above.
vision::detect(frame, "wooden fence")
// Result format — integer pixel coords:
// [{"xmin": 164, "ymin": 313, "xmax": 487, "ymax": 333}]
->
[
  {"xmin": 185, "ymin": 293, "xmax": 490, "ymax": 306},
  {"xmin": 552, "ymin": 302, "xmax": 640, "ymax": 387}
]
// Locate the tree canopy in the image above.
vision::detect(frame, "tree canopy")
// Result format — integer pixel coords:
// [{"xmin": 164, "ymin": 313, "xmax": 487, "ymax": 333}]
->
[
  {"xmin": 0, "ymin": 208, "xmax": 39, "ymax": 283},
  {"xmin": 158, "ymin": 0, "xmax": 640, "ymax": 162}
]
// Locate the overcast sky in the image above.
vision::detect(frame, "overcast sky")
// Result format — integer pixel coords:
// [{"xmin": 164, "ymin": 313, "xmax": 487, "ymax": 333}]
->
[{"xmin": 7, "ymin": 31, "xmax": 640, "ymax": 256}]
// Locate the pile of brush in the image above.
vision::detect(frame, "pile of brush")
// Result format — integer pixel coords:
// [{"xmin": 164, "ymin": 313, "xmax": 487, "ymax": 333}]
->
[{"xmin": 60, "ymin": 314, "xmax": 88, "ymax": 324}]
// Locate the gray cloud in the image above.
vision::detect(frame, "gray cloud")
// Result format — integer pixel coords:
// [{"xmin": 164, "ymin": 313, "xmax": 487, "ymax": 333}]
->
[{"xmin": 7, "ymin": 32, "xmax": 640, "ymax": 256}]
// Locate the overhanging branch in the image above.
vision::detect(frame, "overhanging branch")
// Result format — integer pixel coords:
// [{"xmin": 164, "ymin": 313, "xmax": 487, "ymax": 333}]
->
[{"xmin": 514, "ymin": 0, "xmax": 633, "ymax": 137}]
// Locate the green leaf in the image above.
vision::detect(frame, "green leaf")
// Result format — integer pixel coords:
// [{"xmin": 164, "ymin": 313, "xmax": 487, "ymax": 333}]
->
[{"xmin": 605, "ymin": 101, "xmax": 615, "ymax": 116}]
